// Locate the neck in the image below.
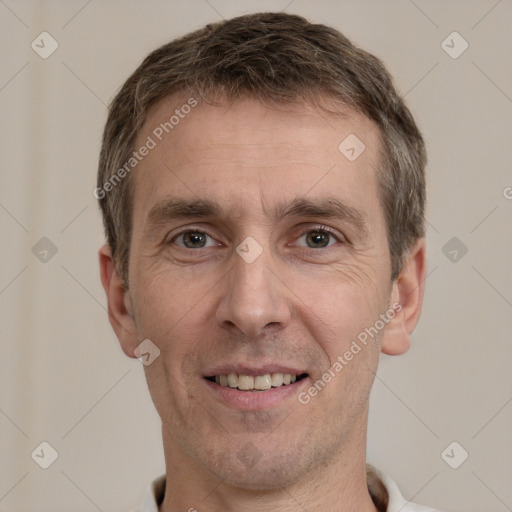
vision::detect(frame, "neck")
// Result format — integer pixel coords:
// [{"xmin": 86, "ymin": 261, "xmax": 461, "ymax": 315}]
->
[{"xmin": 159, "ymin": 410, "xmax": 378, "ymax": 512}]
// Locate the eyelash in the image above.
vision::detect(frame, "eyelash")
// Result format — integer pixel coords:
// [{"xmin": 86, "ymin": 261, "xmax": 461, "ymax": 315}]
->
[
  {"xmin": 295, "ymin": 224, "xmax": 345, "ymax": 245},
  {"xmin": 168, "ymin": 225, "xmax": 345, "ymax": 248}
]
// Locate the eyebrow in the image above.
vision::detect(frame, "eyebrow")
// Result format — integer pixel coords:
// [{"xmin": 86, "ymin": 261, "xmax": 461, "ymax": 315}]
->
[
  {"xmin": 144, "ymin": 196, "xmax": 369, "ymax": 236},
  {"xmin": 147, "ymin": 198, "xmax": 222, "ymax": 227},
  {"xmin": 144, "ymin": 198, "xmax": 224, "ymax": 238},
  {"xmin": 273, "ymin": 197, "xmax": 369, "ymax": 234}
]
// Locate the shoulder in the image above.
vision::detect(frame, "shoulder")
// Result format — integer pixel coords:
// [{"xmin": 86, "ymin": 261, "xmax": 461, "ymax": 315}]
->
[
  {"xmin": 133, "ymin": 474, "xmax": 166, "ymax": 512},
  {"xmin": 373, "ymin": 466, "xmax": 444, "ymax": 512}
]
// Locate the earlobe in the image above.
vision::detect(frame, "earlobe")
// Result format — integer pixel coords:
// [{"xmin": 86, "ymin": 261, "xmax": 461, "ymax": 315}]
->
[
  {"xmin": 381, "ymin": 239, "xmax": 427, "ymax": 356},
  {"xmin": 99, "ymin": 244, "xmax": 139, "ymax": 358}
]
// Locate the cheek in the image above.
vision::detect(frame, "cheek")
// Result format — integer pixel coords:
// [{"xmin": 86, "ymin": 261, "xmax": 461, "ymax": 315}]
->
[
  {"xmin": 130, "ymin": 266, "xmax": 216, "ymax": 388},
  {"xmin": 133, "ymin": 258, "xmax": 216, "ymax": 326},
  {"xmin": 134, "ymin": 273, "xmax": 209, "ymax": 423},
  {"xmin": 292, "ymin": 265, "xmax": 387, "ymax": 420},
  {"xmin": 288, "ymin": 260, "xmax": 389, "ymax": 362}
]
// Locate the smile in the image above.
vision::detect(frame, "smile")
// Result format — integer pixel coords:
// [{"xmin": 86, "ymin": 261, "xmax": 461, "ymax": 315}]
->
[{"xmin": 206, "ymin": 373, "xmax": 308, "ymax": 391}]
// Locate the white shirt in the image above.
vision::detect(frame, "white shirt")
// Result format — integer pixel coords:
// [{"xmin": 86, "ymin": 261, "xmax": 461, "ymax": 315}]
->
[{"xmin": 137, "ymin": 465, "xmax": 442, "ymax": 512}]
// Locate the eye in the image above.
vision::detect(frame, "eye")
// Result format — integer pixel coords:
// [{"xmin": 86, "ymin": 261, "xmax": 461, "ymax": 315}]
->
[
  {"xmin": 172, "ymin": 229, "xmax": 219, "ymax": 249},
  {"xmin": 295, "ymin": 227, "xmax": 343, "ymax": 249}
]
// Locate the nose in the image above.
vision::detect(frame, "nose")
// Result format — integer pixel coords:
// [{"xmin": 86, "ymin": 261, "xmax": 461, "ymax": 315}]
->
[{"xmin": 216, "ymin": 248, "xmax": 291, "ymax": 338}]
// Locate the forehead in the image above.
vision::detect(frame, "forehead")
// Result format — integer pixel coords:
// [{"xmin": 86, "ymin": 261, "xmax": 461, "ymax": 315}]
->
[{"xmin": 131, "ymin": 96, "xmax": 383, "ymax": 228}]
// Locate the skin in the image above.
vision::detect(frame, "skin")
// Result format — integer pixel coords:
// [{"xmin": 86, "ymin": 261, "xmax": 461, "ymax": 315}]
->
[{"xmin": 100, "ymin": 97, "xmax": 426, "ymax": 512}]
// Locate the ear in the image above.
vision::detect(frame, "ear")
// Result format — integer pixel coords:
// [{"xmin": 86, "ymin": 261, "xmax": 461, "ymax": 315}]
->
[
  {"xmin": 381, "ymin": 238, "xmax": 427, "ymax": 356},
  {"xmin": 99, "ymin": 244, "xmax": 138, "ymax": 358}
]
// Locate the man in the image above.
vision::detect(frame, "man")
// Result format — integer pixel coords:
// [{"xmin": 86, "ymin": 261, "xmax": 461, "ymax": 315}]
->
[{"xmin": 96, "ymin": 12, "xmax": 440, "ymax": 512}]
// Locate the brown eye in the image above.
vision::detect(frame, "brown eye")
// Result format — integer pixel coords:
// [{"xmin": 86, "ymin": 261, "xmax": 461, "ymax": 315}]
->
[
  {"xmin": 295, "ymin": 228, "xmax": 340, "ymax": 249},
  {"xmin": 305, "ymin": 231, "xmax": 331, "ymax": 248},
  {"xmin": 183, "ymin": 232, "xmax": 206, "ymax": 248},
  {"xmin": 173, "ymin": 230, "xmax": 217, "ymax": 249}
]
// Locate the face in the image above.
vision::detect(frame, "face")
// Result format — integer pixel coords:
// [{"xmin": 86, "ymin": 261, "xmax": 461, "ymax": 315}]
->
[{"xmin": 107, "ymin": 97, "xmax": 416, "ymax": 490}]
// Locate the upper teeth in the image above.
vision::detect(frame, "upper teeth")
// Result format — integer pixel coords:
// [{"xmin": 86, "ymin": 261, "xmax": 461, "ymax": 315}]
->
[{"xmin": 214, "ymin": 373, "xmax": 297, "ymax": 391}]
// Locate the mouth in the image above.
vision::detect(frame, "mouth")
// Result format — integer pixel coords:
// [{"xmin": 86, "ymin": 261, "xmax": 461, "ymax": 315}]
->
[
  {"xmin": 202, "ymin": 365, "xmax": 310, "ymax": 410},
  {"xmin": 205, "ymin": 372, "xmax": 309, "ymax": 391}
]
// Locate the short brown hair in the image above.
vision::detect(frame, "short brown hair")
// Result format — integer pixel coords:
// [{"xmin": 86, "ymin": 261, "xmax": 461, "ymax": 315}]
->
[{"xmin": 97, "ymin": 12, "xmax": 426, "ymax": 284}]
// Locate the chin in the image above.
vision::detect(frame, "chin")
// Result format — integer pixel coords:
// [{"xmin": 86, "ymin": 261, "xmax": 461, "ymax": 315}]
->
[
  {"xmin": 217, "ymin": 462, "xmax": 305, "ymax": 491},
  {"xmin": 201, "ymin": 439, "xmax": 318, "ymax": 491}
]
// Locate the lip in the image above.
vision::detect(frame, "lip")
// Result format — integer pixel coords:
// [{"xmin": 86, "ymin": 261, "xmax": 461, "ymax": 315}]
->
[
  {"xmin": 202, "ymin": 374, "xmax": 310, "ymax": 411},
  {"xmin": 203, "ymin": 364, "xmax": 307, "ymax": 377}
]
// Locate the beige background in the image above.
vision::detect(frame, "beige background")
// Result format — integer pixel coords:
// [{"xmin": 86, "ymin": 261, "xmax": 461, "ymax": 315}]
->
[{"xmin": 1, "ymin": 1, "xmax": 511, "ymax": 511}]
